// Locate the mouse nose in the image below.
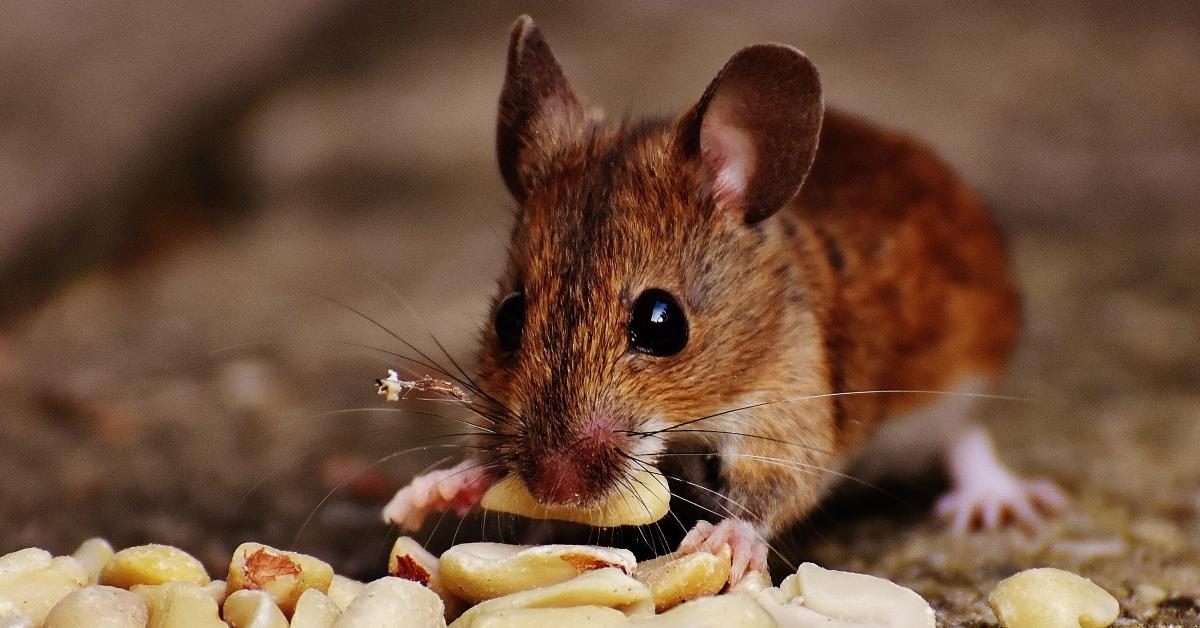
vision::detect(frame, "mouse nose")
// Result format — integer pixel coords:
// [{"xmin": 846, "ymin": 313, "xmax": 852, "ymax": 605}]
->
[
  {"xmin": 527, "ymin": 454, "xmax": 589, "ymax": 504},
  {"xmin": 522, "ymin": 412, "xmax": 629, "ymax": 506}
]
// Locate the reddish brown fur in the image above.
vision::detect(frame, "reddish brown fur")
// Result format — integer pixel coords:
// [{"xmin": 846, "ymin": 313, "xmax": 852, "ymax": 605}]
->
[{"xmin": 473, "ymin": 18, "xmax": 1019, "ymax": 537}]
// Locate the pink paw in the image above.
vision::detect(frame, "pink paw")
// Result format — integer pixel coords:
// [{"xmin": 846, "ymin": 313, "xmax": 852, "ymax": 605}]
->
[
  {"xmin": 936, "ymin": 475, "xmax": 1069, "ymax": 534},
  {"xmin": 382, "ymin": 460, "xmax": 494, "ymax": 530},
  {"xmin": 679, "ymin": 518, "xmax": 768, "ymax": 584}
]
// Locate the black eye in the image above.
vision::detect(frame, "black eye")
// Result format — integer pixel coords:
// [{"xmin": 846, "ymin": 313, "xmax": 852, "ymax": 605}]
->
[
  {"xmin": 494, "ymin": 291, "xmax": 525, "ymax": 353},
  {"xmin": 627, "ymin": 289, "xmax": 688, "ymax": 357}
]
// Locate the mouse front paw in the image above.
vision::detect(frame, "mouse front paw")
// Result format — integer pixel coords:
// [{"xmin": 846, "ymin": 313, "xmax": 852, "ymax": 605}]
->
[
  {"xmin": 382, "ymin": 459, "xmax": 494, "ymax": 530},
  {"xmin": 679, "ymin": 518, "xmax": 768, "ymax": 584}
]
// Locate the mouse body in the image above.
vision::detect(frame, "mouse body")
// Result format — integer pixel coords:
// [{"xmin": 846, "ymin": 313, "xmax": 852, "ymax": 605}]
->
[{"xmin": 383, "ymin": 16, "xmax": 1066, "ymax": 582}]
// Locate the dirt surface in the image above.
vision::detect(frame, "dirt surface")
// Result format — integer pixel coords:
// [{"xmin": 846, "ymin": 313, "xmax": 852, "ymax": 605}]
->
[{"xmin": 1, "ymin": 2, "xmax": 1197, "ymax": 625}]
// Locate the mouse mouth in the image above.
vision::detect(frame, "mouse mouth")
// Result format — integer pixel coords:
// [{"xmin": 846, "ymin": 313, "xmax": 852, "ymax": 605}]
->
[
  {"xmin": 520, "ymin": 446, "xmax": 626, "ymax": 507},
  {"xmin": 481, "ymin": 466, "xmax": 671, "ymax": 527},
  {"xmin": 504, "ymin": 410, "xmax": 643, "ymax": 507}
]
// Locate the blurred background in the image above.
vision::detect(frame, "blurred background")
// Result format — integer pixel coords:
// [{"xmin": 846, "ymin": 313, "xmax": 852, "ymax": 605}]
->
[{"xmin": 1, "ymin": 2, "xmax": 1197, "ymax": 623}]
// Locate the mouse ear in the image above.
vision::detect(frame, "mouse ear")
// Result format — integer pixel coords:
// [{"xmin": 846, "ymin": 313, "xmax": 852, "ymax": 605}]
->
[
  {"xmin": 675, "ymin": 44, "xmax": 824, "ymax": 223},
  {"xmin": 496, "ymin": 16, "xmax": 585, "ymax": 202}
]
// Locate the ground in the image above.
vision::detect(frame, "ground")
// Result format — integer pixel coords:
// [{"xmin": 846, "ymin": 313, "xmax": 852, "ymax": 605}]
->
[{"xmin": 0, "ymin": 3, "xmax": 1196, "ymax": 625}]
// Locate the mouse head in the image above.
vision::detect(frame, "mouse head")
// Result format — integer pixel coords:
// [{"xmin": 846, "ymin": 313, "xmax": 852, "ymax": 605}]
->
[{"xmin": 476, "ymin": 16, "xmax": 825, "ymax": 507}]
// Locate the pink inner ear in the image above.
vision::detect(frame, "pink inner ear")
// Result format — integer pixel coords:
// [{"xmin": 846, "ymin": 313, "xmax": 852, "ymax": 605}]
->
[{"xmin": 700, "ymin": 98, "xmax": 755, "ymax": 213}]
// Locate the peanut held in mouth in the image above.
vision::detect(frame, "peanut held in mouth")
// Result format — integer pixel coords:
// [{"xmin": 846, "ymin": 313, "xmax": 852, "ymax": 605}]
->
[{"xmin": 479, "ymin": 468, "xmax": 670, "ymax": 527}]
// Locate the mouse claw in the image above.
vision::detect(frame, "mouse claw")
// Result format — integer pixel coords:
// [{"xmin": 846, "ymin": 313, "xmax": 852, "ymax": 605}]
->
[
  {"xmin": 382, "ymin": 460, "xmax": 494, "ymax": 530},
  {"xmin": 937, "ymin": 428, "xmax": 1069, "ymax": 534},
  {"xmin": 936, "ymin": 475, "xmax": 1068, "ymax": 534},
  {"xmin": 679, "ymin": 518, "xmax": 768, "ymax": 585}
]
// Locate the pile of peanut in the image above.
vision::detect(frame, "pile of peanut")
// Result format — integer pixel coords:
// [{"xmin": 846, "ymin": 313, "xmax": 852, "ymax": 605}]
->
[{"xmin": 0, "ymin": 536, "xmax": 1119, "ymax": 628}]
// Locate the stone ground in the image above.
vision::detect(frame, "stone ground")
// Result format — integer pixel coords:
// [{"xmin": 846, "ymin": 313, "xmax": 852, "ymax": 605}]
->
[{"xmin": 1, "ymin": 3, "xmax": 1197, "ymax": 625}]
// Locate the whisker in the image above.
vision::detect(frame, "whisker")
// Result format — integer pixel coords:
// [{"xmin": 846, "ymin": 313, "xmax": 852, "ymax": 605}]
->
[
  {"xmin": 237, "ymin": 422, "xmax": 493, "ymax": 513},
  {"xmin": 619, "ymin": 468, "xmax": 676, "ymax": 557},
  {"xmin": 628, "ymin": 457, "xmax": 755, "ymax": 521},
  {"xmin": 364, "ymin": 278, "xmax": 525, "ymax": 425},
  {"xmin": 630, "ymin": 428, "xmax": 832, "ymax": 456},
  {"xmin": 333, "ymin": 339, "xmax": 518, "ymax": 427},
  {"xmin": 623, "ymin": 454, "xmax": 797, "ymax": 572},
  {"xmin": 468, "ymin": 205, "xmax": 509, "ymax": 249},
  {"xmin": 307, "ymin": 294, "xmax": 531, "ymax": 433},
  {"xmin": 645, "ymin": 389, "xmax": 1030, "ymax": 436},
  {"xmin": 350, "ymin": 406, "xmax": 498, "ymax": 434},
  {"xmin": 338, "ymin": 337, "xmax": 521, "ymax": 431},
  {"xmin": 668, "ymin": 451, "xmax": 913, "ymax": 510},
  {"xmin": 613, "ymin": 477, "xmax": 655, "ymax": 554},
  {"xmin": 426, "ymin": 462, "xmax": 502, "ymax": 546},
  {"xmin": 206, "ymin": 340, "xmax": 279, "ymax": 357},
  {"xmin": 292, "ymin": 442, "xmax": 477, "ymax": 546}
]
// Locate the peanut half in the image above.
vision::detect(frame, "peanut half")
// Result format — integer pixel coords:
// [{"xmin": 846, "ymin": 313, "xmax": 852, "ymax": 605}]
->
[
  {"xmin": 100, "ymin": 544, "xmax": 209, "ymax": 589},
  {"xmin": 439, "ymin": 543, "xmax": 637, "ymax": 604},
  {"xmin": 143, "ymin": 582, "xmax": 227, "ymax": 628},
  {"xmin": 480, "ymin": 469, "xmax": 669, "ymax": 527},
  {"xmin": 225, "ymin": 543, "xmax": 333, "ymax": 616},
  {"xmin": 290, "ymin": 588, "xmax": 340, "ymax": 628},
  {"xmin": 222, "ymin": 589, "xmax": 288, "ymax": 628},
  {"xmin": 389, "ymin": 536, "xmax": 465, "ymax": 620},
  {"xmin": 748, "ymin": 562, "xmax": 935, "ymax": 628},
  {"xmin": 0, "ymin": 551, "xmax": 89, "ymax": 625},
  {"xmin": 449, "ymin": 567, "xmax": 654, "ymax": 628},
  {"xmin": 42, "ymin": 585, "xmax": 148, "ymax": 628},
  {"xmin": 988, "ymin": 567, "xmax": 1119, "ymax": 628},
  {"xmin": 332, "ymin": 577, "xmax": 445, "ymax": 628},
  {"xmin": 324, "ymin": 575, "xmax": 364, "ymax": 613},
  {"xmin": 633, "ymin": 546, "xmax": 732, "ymax": 612}
]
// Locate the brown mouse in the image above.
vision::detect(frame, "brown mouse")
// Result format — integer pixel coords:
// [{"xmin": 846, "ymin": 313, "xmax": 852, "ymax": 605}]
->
[{"xmin": 381, "ymin": 15, "xmax": 1067, "ymax": 583}]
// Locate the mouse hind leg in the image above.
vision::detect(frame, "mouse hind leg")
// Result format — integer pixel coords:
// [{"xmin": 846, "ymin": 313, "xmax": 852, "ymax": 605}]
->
[
  {"xmin": 935, "ymin": 425, "xmax": 1069, "ymax": 533},
  {"xmin": 847, "ymin": 375, "xmax": 1068, "ymax": 533}
]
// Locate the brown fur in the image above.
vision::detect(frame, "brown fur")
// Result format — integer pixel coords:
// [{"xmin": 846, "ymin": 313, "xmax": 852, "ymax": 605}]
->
[{"xmin": 473, "ymin": 17, "xmax": 1019, "ymax": 538}]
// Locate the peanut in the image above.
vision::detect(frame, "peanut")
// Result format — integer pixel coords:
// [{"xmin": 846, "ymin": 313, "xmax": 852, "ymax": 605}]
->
[
  {"xmin": 0, "ymin": 548, "xmax": 53, "ymax": 579},
  {"xmin": 71, "ymin": 538, "xmax": 115, "ymax": 585},
  {"xmin": 755, "ymin": 562, "xmax": 936, "ymax": 628},
  {"xmin": 449, "ymin": 567, "xmax": 653, "ymax": 628},
  {"xmin": 461, "ymin": 605, "xmax": 628, "ymax": 628},
  {"xmin": 43, "ymin": 585, "xmax": 148, "ymax": 628},
  {"xmin": 988, "ymin": 567, "xmax": 1119, "ymax": 628},
  {"xmin": 480, "ymin": 468, "xmax": 669, "ymax": 527},
  {"xmin": 225, "ymin": 543, "xmax": 332, "ymax": 616},
  {"xmin": 100, "ymin": 545, "xmax": 209, "ymax": 589},
  {"xmin": 290, "ymin": 589, "xmax": 340, "ymax": 628},
  {"xmin": 628, "ymin": 593, "xmax": 774, "ymax": 627},
  {"xmin": 324, "ymin": 575, "xmax": 363, "ymax": 613},
  {"xmin": 144, "ymin": 582, "xmax": 227, "ymax": 628},
  {"xmin": 332, "ymin": 577, "xmax": 445, "ymax": 628},
  {"xmin": 439, "ymin": 543, "xmax": 636, "ymax": 604},
  {"xmin": 632, "ymin": 546, "xmax": 731, "ymax": 612},
  {"xmin": 221, "ymin": 590, "xmax": 287, "ymax": 628},
  {"xmin": 390, "ymin": 536, "xmax": 465, "ymax": 620},
  {"xmin": 0, "ymin": 555, "xmax": 88, "ymax": 624}
]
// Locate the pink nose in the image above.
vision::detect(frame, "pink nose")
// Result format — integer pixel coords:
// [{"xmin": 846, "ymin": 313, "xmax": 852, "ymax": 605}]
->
[{"xmin": 522, "ymin": 412, "xmax": 629, "ymax": 505}]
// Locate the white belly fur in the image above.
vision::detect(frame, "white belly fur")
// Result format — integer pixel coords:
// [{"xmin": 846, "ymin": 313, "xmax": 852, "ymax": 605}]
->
[{"xmin": 838, "ymin": 375, "xmax": 991, "ymax": 487}]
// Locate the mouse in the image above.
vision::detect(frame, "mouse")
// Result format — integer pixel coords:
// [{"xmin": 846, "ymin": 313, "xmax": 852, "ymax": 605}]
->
[{"xmin": 380, "ymin": 15, "xmax": 1068, "ymax": 584}]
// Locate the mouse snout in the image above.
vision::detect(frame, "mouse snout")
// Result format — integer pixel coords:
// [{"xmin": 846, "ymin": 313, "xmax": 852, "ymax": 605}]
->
[
  {"xmin": 526, "ymin": 454, "xmax": 589, "ymax": 504},
  {"xmin": 522, "ymin": 412, "xmax": 629, "ymax": 506}
]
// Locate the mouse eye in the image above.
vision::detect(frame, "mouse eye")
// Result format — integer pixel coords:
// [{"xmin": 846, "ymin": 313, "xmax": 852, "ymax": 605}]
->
[
  {"xmin": 627, "ymin": 289, "xmax": 688, "ymax": 357},
  {"xmin": 494, "ymin": 291, "xmax": 525, "ymax": 353}
]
